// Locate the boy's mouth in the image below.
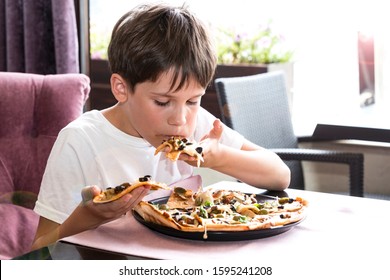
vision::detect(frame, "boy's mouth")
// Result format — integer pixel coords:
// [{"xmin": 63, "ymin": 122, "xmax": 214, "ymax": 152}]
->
[{"xmin": 162, "ymin": 134, "xmax": 187, "ymax": 139}]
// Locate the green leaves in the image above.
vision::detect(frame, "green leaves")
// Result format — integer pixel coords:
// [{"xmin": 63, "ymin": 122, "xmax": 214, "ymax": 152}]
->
[{"xmin": 216, "ymin": 21, "xmax": 293, "ymax": 65}]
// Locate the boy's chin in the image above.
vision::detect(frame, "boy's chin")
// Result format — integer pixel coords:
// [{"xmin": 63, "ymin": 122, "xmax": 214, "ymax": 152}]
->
[{"xmin": 148, "ymin": 137, "xmax": 166, "ymax": 148}]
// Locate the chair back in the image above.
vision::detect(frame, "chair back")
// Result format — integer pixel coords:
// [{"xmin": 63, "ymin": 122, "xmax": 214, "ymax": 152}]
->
[
  {"xmin": 215, "ymin": 71, "xmax": 304, "ymax": 189},
  {"xmin": 0, "ymin": 72, "xmax": 90, "ymax": 208}
]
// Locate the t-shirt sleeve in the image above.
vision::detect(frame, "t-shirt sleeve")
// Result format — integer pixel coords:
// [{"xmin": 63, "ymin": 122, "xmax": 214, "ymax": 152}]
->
[{"xmin": 194, "ymin": 107, "xmax": 245, "ymax": 149}]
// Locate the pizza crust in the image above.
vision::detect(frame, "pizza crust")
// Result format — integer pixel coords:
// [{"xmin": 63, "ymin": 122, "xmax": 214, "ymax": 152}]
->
[
  {"xmin": 134, "ymin": 201, "xmax": 182, "ymax": 230},
  {"xmin": 269, "ymin": 210, "xmax": 306, "ymax": 227}
]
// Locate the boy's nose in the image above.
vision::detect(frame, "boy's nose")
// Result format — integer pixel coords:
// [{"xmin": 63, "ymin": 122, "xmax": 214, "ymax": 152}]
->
[{"xmin": 168, "ymin": 109, "xmax": 186, "ymax": 126}]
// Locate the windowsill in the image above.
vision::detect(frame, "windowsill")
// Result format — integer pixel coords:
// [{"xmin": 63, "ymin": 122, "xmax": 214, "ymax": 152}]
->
[{"xmin": 293, "ymin": 100, "xmax": 390, "ymax": 144}]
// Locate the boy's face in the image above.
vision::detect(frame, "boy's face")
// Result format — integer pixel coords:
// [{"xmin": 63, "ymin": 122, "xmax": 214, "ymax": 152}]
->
[{"xmin": 122, "ymin": 70, "xmax": 205, "ymax": 148}]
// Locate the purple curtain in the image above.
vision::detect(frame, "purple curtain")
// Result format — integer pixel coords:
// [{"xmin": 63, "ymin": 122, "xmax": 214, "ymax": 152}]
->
[{"xmin": 0, "ymin": 0, "xmax": 79, "ymax": 74}]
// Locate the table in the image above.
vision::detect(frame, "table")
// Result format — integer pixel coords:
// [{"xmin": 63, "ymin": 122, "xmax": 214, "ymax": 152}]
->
[{"xmin": 14, "ymin": 181, "xmax": 390, "ymax": 277}]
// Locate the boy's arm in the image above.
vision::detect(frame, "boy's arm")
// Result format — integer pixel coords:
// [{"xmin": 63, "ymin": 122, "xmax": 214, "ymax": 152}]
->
[
  {"xmin": 31, "ymin": 186, "xmax": 150, "ymax": 251},
  {"xmin": 185, "ymin": 119, "xmax": 290, "ymax": 190},
  {"xmin": 207, "ymin": 141, "xmax": 291, "ymax": 190}
]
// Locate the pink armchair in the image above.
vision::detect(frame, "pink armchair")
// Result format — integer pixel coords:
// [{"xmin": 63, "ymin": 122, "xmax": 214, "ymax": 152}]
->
[{"xmin": 0, "ymin": 72, "xmax": 90, "ymax": 259}]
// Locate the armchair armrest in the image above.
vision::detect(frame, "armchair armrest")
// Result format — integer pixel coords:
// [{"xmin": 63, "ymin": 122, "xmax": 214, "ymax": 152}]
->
[{"xmin": 271, "ymin": 148, "xmax": 364, "ymax": 197}]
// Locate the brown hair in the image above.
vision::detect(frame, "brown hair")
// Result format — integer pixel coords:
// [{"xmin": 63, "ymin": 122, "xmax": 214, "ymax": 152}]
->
[{"xmin": 107, "ymin": 3, "xmax": 217, "ymax": 92}]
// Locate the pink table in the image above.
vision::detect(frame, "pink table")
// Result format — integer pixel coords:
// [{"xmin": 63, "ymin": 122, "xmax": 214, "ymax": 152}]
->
[{"xmin": 62, "ymin": 180, "xmax": 389, "ymax": 270}]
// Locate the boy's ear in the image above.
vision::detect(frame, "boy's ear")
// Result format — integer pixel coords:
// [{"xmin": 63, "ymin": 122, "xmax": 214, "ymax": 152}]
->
[{"xmin": 110, "ymin": 74, "xmax": 129, "ymax": 102}]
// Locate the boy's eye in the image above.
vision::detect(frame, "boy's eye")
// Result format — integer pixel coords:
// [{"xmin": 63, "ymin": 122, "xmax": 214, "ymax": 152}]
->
[
  {"xmin": 154, "ymin": 100, "xmax": 169, "ymax": 107},
  {"xmin": 187, "ymin": 99, "xmax": 200, "ymax": 106}
]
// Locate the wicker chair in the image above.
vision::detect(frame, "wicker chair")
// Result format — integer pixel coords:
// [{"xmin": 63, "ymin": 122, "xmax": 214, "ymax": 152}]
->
[{"xmin": 215, "ymin": 71, "xmax": 364, "ymax": 197}]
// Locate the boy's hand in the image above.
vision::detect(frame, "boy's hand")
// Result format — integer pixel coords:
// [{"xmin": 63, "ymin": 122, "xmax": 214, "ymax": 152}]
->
[
  {"xmin": 79, "ymin": 185, "xmax": 150, "ymax": 226},
  {"xmin": 200, "ymin": 118, "xmax": 224, "ymax": 142},
  {"xmin": 37, "ymin": 185, "xmax": 150, "ymax": 250},
  {"xmin": 180, "ymin": 119, "xmax": 223, "ymax": 168}
]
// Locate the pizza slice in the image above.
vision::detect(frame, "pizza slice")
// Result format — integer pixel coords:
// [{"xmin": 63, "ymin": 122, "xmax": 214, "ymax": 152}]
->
[
  {"xmin": 166, "ymin": 187, "xmax": 197, "ymax": 209},
  {"xmin": 93, "ymin": 175, "xmax": 170, "ymax": 203},
  {"xmin": 154, "ymin": 136, "xmax": 204, "ymax": 167},
  {"xmin": 134, "ymin": 201, "xmax": 183, "ymax": 230}
]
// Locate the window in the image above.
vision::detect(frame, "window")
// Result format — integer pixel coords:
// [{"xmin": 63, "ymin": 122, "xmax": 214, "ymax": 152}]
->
[{"xmin": 89, "ymin": 0, "xmax": 390, "ymax": 134}]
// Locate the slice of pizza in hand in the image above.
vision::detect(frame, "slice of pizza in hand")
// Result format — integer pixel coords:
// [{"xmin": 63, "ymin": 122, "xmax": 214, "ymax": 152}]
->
[
  {"xmin": 93, "ymin": 175, "xmax": 170, "ymax": 204},
  {"xmin": 154, "ymin": 136, "xmax": 204, "ymax": 167}
]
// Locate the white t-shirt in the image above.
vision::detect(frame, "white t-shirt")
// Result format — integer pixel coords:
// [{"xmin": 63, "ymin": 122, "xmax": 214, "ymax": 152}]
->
[{"xmin": 34, "ymin": 108, "xmax": 244, "ymax": 223}]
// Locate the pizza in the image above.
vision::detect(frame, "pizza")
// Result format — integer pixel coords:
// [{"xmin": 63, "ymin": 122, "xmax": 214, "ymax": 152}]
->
[
  {"xmin": 154, "ymin": 136, "xmax": 204, "ymax": 167},
  {"xmin": 134, "ymin": 186, "xmax": 308, "ymax": 238},
  {"xmin": 93, "ymin": 175, "xmax": 170, "ymax": 203}
]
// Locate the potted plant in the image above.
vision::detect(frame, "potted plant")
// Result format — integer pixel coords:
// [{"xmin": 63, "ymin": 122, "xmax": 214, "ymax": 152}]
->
[
  {"xmin": 213, "ymin": 21, "xmax": 295, "ymax": 111},
  {"xmin": 215, "ymin": 21, "xmax": 293, "ymax": 65}
]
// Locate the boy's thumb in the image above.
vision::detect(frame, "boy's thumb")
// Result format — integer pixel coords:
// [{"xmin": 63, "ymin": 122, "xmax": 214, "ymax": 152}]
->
[
  {"xmin": 210, "ymin": 119, "xmax": 223, "ymax": 139},
  {"xmin": 81, "ymin": 185, "xmax": 101, "ymax": 202}
]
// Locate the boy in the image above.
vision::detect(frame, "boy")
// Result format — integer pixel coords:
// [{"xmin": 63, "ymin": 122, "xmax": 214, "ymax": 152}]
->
[{"xmin": 31, "ymin": 3, "xmax": 290, "ymax": 250}]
